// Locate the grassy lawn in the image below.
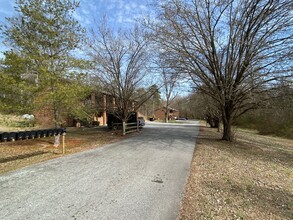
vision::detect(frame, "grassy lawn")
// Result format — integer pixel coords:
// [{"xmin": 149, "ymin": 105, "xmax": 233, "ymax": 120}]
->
[
  {"xmin": 0, "ymin": 127, "xmax": 124, "ymax": 174},
  {"xmin": 179, "ymin": 125, "xmax": 293, "ymax": 219}
]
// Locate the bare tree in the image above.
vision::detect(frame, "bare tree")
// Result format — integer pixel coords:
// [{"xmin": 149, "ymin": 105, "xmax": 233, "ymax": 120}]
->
[
  {"xmin": 87, "ymin": 22, "xmax": 153, "ymax": 123},
  {"xmin": 153, "ymin": 51, "xmax": 185, "ymax": 122},
  {"xmin": 147, "ymin": 0, "xmax": 293, "ymax": 140},
  {"xmin": 161, "ymin": 67, "xmax": 180, "ymax": 123},
  {"xmin": 137, "ymin": 84, "xmax": 162, "ymax": 118}
]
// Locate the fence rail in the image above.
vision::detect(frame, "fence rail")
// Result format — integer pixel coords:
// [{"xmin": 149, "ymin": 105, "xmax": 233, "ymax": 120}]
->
[{"xmin": 111, "ymin": 122, "xmax": 139, "ymax": 135}]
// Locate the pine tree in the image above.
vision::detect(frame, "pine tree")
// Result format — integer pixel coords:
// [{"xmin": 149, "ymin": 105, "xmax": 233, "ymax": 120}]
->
[{"xmin": 1, "ymin": 0, "xmax": 88, "ymax": 127}]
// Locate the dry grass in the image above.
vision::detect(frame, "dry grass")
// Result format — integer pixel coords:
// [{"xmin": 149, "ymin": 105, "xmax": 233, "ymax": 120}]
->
[
  {"xmin": 0, "ymin": 127, "xmax": 124, "ymax": 174},
  {"xmin": 179, "ymin": 125, "xmax": 293, "ymax": 220}
]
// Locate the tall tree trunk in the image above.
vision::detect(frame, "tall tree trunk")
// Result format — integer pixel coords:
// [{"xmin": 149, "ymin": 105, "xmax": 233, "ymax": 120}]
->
[
  {"xmin": 53, "ymin": 104, "xmax": 61, "ymax": 147},
  {"xmin": 222, "ymin": 118, "xmax": 232, "ymax": 141},
  {"xmin": 165, "ymin": 108, "xmax": 169, "ymax": 123},
  {"xmin": 222, "ymin": 104, "xmax": 233, "ymax": 141}
]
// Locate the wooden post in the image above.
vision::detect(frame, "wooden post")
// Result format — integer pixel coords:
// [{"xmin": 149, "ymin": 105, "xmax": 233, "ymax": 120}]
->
[
  {"xmin": 103, "ymin": 94, "xmax": 107, "ymax": 125},
  {"xmin": 137, "ymin": 114, "xmax": 139, "ymax": 132},
  {"xmin": 62, "ymin": 132, "xmax": 66, "ymax": 155},
  {"xmin": 122, "ymin": 121, "xmax": 126, "ymax": 136},
  {"xmin": 137, "ymin": 120, "xmax": 139, "ymax": 132}
]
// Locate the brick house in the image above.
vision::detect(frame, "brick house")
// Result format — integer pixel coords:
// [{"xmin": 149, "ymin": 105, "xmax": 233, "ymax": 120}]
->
[
  {"xmin": 69, "ymin": 92, "xmax": 117, "ymax": 127},
  {"xmin": 34, "ymin": 89, "xmax": 142, "ymax": 127},
  {"xmin": 154, "ymin": 107, "xmax": 179, "ymax": 121},
  {"xmin": 68, "ymin": 92, "xmax": 139, "ymax": 127}
]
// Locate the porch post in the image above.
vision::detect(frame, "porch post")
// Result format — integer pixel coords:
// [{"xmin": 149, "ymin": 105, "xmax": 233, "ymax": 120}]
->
[{"xmin": 103, "ymin": 94, "xmax": 107, "ymax": 125}]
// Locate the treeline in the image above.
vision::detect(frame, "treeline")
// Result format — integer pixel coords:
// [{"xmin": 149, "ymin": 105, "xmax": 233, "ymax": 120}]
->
[
  {"xmin": 235, "ymin": 82, "xmax": 293, "ymax": 139},
  {"xmin": 172, "ymin": 81, "xmax": 293, "ymax": 139}
]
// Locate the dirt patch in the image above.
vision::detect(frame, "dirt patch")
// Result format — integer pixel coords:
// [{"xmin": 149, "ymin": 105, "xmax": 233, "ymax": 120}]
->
[
  {"xmin": 0, "ymin": 127, "xmax": 125, "ymax": 174},
  {"xmin": 179, "ymin": 125, "xmax": 293, "ymax": 220}
]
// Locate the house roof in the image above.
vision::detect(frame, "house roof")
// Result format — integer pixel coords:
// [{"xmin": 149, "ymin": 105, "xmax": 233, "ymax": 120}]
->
[{"xmin": 155, "ymin": 107, "xmax": 179, "ymax": 112}]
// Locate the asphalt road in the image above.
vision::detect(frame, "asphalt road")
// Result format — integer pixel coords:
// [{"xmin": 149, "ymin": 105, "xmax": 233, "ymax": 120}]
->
[{"xmin": 0, "ymin": 121, "xmax": 199, "ymax": 220}]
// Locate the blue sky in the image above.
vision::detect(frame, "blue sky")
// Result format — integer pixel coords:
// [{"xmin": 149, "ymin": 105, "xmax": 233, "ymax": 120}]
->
[
  {"xmin": 73, "ymin": 0, "xmax": 153, "ymax": 29},
  {"xmin": 0, "ymin": 0, "xmax": 154, "ymax": 58}
]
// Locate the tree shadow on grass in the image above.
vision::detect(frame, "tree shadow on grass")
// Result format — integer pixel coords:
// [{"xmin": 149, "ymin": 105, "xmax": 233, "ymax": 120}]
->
[
  {"xmin": 205, "ymin": 179, "xmax": 293, "ymax": 219},
  {"xmin": 198, "ymin": 126, "xmax": 293, "ymax": 168},
  {"xmin": 0, "ymin": 151, "xmax": 48, "ymax": 163},
  {"xmin": 68, "ymin": 127, "xmax": 109, "ymax": 136},
  {"xmin": 219, "ymin": 139, "xmax": 291, "ymax": 168}
]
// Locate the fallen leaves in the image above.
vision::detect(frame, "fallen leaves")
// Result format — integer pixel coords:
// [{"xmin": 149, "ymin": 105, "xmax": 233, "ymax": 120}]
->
[
  {"xmin": 178, "ymin": 126, "xmax": 293, "ymax": 220},
  {"xmin": 0, "ymin": 127, "xmax": 123, "ymax": 174}
]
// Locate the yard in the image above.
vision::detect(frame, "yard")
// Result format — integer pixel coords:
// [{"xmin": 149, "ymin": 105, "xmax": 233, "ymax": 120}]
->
[
  {"xmin": 1, "ymin": 120, "xmax": 292, "ymax": 219},
  {"xmin": 0, "ymin": 127, "xmax": 124, "ymax": 174},
  {"xmin": 179, "ymin": 124, "xmax": 293, "ymax": 219}
]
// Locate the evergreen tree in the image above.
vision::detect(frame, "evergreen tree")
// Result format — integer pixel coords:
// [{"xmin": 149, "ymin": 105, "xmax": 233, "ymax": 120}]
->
[
  {"xmin": 0, "ymin": 52, "xmax": 37, "ymax": 114},
  {"xmin": 1, "ymin": 0, "xmax": 88, "ymax": 126}
]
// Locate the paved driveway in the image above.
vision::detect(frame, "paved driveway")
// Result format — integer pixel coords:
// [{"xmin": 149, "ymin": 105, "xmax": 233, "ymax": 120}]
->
[{"xmin": 0, "ymin": 122, "xmax": 199, "ymax": 220}]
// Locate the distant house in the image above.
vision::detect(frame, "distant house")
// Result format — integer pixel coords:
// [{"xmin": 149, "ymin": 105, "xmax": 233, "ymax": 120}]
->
[{"xmin": 154, "ymin": 107, "xmax": 179, "ymax": 120}]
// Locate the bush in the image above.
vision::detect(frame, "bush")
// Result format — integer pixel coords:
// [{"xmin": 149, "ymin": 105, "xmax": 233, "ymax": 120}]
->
[
  {"xmin": 235, "ymin": 111, "xmax": 293, "ymax": 139},
  {"xmin": 0, "ymin": 113, "xmax": 36, "ymax": 128}
]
